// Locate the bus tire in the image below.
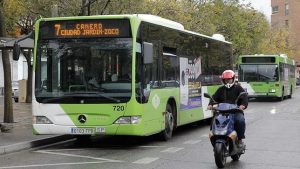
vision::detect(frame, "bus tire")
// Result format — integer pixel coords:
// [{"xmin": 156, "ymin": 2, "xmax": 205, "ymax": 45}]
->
[
  {"xmin": 159, "ymin": 104, "xmax": 175, "ymax": 141},
  {"xmin": 279, "ymin": 88, "xmax": 284, "ymax": 101},
  {"xmin": 288, "ymin": 86, "xmax": 292, "ymax": 99}
]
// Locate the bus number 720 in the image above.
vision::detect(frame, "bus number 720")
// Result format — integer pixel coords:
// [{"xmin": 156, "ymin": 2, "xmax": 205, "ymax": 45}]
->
[{"xmin": 113, "ymin": 106, "xmax": 125, "ymax": 111}]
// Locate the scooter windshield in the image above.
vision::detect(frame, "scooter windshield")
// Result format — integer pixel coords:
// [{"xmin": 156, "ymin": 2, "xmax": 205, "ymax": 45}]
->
[{"xmin": 216, "ymin": 103, "xmax": 238, "ymax": 111}]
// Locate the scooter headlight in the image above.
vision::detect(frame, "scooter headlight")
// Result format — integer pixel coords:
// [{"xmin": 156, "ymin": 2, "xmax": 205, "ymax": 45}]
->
[{"xmin": 214, "ymin": 129, "xmax": 227, "ymax": 135}]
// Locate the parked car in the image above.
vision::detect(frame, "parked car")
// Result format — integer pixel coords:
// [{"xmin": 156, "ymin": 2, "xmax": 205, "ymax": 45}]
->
[
  {"xmin": 12, "ymin": 81, "xmax": 19, "ymax": 102},
  {"xmin": 296, "ymin": 78, "xmax": 300, "ymax": 86}
]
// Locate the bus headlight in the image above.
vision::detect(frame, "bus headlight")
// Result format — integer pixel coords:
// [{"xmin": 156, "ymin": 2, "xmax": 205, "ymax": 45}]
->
[
  {"xmin": 269, "ymin": 89, "xmax": 276, "ymax": 93},
  {"xmin": 114, "ymin": 116, "xmax": 141, "ymax": 124},
  {"xmin": 33, "ymin": 116, "xmax": 53, "ymax": 124}
]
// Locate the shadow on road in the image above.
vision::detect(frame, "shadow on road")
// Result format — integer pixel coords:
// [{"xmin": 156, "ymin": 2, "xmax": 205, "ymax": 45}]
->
[{"xmin": 48, "ymin": 119, "xmax": 211, "ymax": 150}]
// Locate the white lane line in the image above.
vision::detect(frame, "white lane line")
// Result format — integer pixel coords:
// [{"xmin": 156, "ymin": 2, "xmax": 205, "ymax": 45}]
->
[
  {"xmin": 270, "ymin": 107, "xmax": 277, "ymax": 114},
  {"xmin": 139, "ymin": 145, "xmax": 166, "ymax": 148},
  {"xmin": 40, "ymin": 148, "xmax": 86, "ymax": 152},
  {"xmin": 132, "ymin": 157, "xmax": 159, "ymax": 164},
  {"xmin": 35, "ymin": 150, "xmax": 123, "ymax": 163},
  {"xmin": 0, "ymin": 161, "xmax": 106, "ymax": 169},
  {"xmin": 201, "ymin": 134, "xmax": 209, "ymax": 138},
  {"xmin": 160, "ymin": 147, "xmax": 184, "ymax": 153},
  {"xmin": 183, "ymin": 140, "xmax": 201, "ymax": 145}
]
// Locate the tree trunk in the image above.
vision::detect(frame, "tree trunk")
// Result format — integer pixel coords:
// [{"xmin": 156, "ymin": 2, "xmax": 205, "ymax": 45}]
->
[
  {"xmin": 0, "ymin": 0, "xmax": 14, "ymax": 123},
  {"xmin": 1, "ymin": 50, "xmax": 13, "ymax": 123},
  {"xmin": 23, "ymin": 49, "xmax": 32, "ymax": 103}
]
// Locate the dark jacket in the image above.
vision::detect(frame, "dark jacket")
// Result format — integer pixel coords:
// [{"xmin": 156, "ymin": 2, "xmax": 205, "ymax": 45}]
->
[{"xmin": 209, "ymin": 84, "xmax": 248, "ymax": 108}]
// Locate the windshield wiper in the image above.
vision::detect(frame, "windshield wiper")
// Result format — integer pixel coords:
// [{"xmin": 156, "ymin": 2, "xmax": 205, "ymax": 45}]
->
[
  {"xmin": 40, "ymin": 92, "xmax": 120, "ymax": 103},
  {"xmin": 71, "ymin": 92, "xmax": 121, "ymax": 103}
]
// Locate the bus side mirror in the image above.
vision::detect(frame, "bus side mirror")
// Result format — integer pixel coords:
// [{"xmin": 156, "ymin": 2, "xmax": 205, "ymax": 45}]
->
[
  {"xmin": 143, "ymin": 42, "xmax": 153, "ymax": 64},
  {"xmin": 204, "ymin": 93, "xmax": 211, "ymax": 98},
  {"xmin": 13, "ymin": 42, "xmax": 21, "ymax": 61}
]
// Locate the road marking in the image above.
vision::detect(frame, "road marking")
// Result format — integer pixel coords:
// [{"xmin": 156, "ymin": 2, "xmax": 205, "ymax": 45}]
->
[
  {"xmin": 139, "ymin": 145, "xmax": 166, "ymax": 148},
  {"xmin": 132, "ymin": 157, "xmax": 159, "ymax": 164},
  {"xmin": 0, "ymin": 161, "xmax": 106, "ymax": 169},
  {"xmin": 35, "ymin": 150, "xmax": 123, "ymax": 163},
  {"xmin": 39, "ymin": 148, "xmax": 86, "ymax": 152},
  {"xmin": 201, "ymin": 134, "xmax": 209, "ymax": 137},
  {"xmin": 160, "ymin": 147, "xmax": 184, "ymax": 153},
  {"xmin": 183, "ymin": 139, "xmax": 201, "ymax": 144},
  {"xmin": 270, "ymin": 107, "xmax": 277, "ymax": 114}
]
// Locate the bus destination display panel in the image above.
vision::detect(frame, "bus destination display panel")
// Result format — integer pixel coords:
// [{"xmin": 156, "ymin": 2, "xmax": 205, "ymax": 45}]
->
[{"xmin": 39, "ymin": 19, "xmax": 131, "ymax": 39}]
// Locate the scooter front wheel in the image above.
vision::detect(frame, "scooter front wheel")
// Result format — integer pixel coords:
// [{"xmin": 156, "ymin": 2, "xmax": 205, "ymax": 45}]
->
[{"xmin": 214, "ymin": 142, "xmax": 226, "ymax": 168}]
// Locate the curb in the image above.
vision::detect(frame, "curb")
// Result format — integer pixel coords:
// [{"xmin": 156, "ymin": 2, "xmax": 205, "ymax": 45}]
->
[{"xmin": 0, "ymin": 135, "xmax": 74, "ymax": 155}]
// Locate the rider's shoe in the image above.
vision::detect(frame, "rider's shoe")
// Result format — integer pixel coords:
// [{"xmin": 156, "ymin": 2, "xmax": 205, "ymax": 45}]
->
[{"xmin": 237, "ymin": 139, "xmax": 244, "ymax": 148}]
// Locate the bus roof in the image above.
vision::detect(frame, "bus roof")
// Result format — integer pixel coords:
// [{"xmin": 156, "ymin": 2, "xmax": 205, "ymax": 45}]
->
[
  {"xmin": 240, "ymin": 54, "xmax": 289, "ymax": 58},
  {"xmin": 38, "ymin": 14, "xmax": 232, "ymax": 44},
  {"xmin": 135, "ymin": 14, "xmax": 231, "ymax": 44},
  {"xmin": 239, "ymin": 54, "xmax": 295, "ymax": 65}
]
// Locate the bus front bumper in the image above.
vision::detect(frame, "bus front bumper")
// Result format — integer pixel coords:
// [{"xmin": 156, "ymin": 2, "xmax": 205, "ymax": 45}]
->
[
  {"xmin": 248, "ymin": 92, "xmax": 278, "ymax": 98},
  {"xmin": 33, "ymin": 123, "xmax": 146, "ymax": 136}
]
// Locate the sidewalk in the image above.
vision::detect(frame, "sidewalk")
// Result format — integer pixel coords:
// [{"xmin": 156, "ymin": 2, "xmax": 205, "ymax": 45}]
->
[{"xmin": 0, "ymin": 97, "xmax": 72, "ymax": 155}]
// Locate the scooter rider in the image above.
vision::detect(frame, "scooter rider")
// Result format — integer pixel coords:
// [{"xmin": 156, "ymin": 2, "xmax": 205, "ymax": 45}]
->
[{"xmin": 207, "ymin": 70, "xmax": 248, "ymax": 146}]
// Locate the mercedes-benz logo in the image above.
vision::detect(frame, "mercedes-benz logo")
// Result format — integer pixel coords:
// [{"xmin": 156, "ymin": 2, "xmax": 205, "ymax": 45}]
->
[{"xmin": 78, "ymin": 115, "xmax": 87, "ymax": 124}]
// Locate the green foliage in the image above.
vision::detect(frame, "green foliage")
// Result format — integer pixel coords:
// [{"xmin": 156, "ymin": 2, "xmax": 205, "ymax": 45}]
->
[
  {"xmin": 259, "ymin": 28, "xmax": 300, "ymax": 60},
  {"xmin": 2, "ymin": 0, "xmax": 296, "ymax": 61},
  {"xmin": 3, "ymin": 0, "xmax": 27, "ymax": 36}
]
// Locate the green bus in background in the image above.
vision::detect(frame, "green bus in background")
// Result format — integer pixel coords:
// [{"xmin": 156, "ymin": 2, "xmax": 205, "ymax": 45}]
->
[
  {"xmin": 238, "ymin": 54, "xmax": 296, "ymax": 101},
  {"xmin": 32, "ymin": 14, "xmax": 233, "ymax": 140}
]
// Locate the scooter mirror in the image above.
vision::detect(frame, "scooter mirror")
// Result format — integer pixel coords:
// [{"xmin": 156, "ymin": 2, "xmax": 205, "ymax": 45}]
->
[
  {"xmin": 204, "ymin": 93, "xmax": 211, "ymax": 98},
  {"xmin": 235, "ymin": 92, "xmax": 248, "ymax": 104},
  {"xmin": 238, "ymin": 92, "xmax": 248, "ymax": 97}
]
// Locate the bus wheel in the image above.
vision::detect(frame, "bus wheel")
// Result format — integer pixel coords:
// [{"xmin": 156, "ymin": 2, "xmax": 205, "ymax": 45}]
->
[
  {"xmin": 288, "ymin": 87, "xmax": 292, "ymax": 99},
  {"xmin": 159, "ymin": 104, "xmax": 174, "ymax": 141},
  {"xmin": 279, "ymin": 88, "xmax": 284, "ymax": 101}
]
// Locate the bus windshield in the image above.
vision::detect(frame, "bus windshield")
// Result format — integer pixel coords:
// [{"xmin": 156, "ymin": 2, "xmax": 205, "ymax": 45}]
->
[
  {"xmin": 239, "ymin": 64, "xmax": 278, "ymax": 82},
  {"xmin": 35, "ymin": 38, "xmax": 133, "ymax": 103}
]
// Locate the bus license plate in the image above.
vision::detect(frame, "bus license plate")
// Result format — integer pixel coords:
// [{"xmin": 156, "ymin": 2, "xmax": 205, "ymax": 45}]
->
[{"xmin": 71, "ymin": 128, "xmax": 94, "ymax": 134}]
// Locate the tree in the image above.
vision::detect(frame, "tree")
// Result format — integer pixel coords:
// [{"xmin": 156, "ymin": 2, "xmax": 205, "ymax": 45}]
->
[
  {"xmin": 188, "ymin": 0, "xmax": 270, "ymax": 61},
  {"xmin": 0, "ymin": 0, "xmax": 13, "ymax": 123},
  {"xmin": 3, "ymin": 0, "xmax": 38, "ymax": 103},
  {"xmin": 259, "ymin": 27, "xmax": 300, "ymax": 60},
  {"xmin": 22, "ymin": 49, "xmax": 33, "ymax": 103}
]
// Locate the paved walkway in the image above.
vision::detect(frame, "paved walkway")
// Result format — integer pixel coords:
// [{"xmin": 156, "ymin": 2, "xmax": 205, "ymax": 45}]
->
[{"xmin": 0, "ymin": 97, "xmax": 71, "ymax": 154}]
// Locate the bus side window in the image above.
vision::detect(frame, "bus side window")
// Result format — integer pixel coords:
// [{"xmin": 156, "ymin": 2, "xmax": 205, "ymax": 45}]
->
[{"xmin": 162, "ymin": 48, "xmax": 178, "ymax": 87}]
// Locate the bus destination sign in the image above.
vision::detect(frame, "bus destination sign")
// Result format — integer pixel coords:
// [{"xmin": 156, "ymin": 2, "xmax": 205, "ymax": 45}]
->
[
  {"xmin": 55, "ymin": 23, "xmax": 119, "ymax": 36},
  {"xmin": 40, "ymin": 19, "xmax": 131, "ymax": 39}
]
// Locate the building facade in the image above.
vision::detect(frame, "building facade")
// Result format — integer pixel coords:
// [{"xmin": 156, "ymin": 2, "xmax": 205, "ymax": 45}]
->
[
  {"xmin": 0, "ymin": 51, "xmax": 28, "ymax": 87},
  {"xmin": 271, "ymin": 0, "xmax": 300, "ymax": 77}
]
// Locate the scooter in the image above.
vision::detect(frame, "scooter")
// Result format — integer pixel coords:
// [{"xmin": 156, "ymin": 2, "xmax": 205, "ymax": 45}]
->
[{"xmin": 204, "ymin": 92, "xmax": 247, "ymax": 168}]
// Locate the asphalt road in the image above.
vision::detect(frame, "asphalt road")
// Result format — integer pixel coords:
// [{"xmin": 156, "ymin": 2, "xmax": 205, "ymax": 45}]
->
[{"xmin": 1, "ymin": 88, "xmax": 300, "ymax": 169}]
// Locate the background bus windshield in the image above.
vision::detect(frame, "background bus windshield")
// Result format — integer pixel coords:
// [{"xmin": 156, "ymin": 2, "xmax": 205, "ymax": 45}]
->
[
  {"xmin": 239, "ymin": 64, "xmax": 278, "ymax": 82},
  {"xmin": 35, "ymin": 38, "xmax": 133, "ymax": 103}
]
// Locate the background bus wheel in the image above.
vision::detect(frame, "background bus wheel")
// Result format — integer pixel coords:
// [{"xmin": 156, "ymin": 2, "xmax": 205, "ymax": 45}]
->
[
  {"xmin": 288, "ymin": 86, "xmax": 292, "ymax": 99},
  {"xmin": 279, "ymin": 88, "xmax": 284, "ymax": 101},
  {"xmin": 159, "ymin": 104, "xmax": 174, "ymax": 141}
]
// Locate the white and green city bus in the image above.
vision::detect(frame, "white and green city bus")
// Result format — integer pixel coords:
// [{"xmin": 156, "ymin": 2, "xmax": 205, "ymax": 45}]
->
[
  {"xmin": 31, "ymin": 14, "xmax": 233, "ymax": 140},
  {"xmin": 238, "ymin": 54, "xmax": 296, "ymax": 101}
]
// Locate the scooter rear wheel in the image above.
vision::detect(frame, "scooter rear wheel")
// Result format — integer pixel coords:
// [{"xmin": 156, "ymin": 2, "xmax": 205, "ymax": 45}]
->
[
  {"xmin": 231, "ymin": 154, "xmax": 240, "ymax": 161},
  {"xmin": 214, "ymin": 143, "xmax": 226, "ymax": 168}
]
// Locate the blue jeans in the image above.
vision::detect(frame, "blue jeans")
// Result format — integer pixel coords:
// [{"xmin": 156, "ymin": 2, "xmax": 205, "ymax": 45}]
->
[{"xmin": 234, "ymin": 112, "xmax": 245, "ymax": 139}]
